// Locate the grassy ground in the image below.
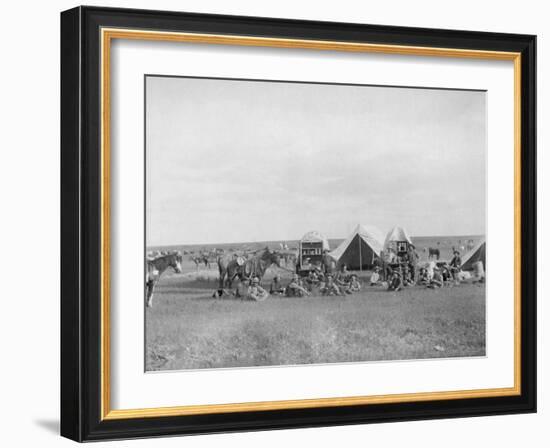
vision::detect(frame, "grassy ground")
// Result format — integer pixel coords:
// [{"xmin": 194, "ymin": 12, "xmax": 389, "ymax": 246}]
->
[{"xmin": 146, "ymin": 262, "xmax": 486, "ymax": 371}]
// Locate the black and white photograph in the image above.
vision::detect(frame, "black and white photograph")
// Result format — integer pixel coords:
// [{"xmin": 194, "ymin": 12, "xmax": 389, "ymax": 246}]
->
[{"xmin": 145, "ymin": 75, "xmax": 487, "ymax": 371}]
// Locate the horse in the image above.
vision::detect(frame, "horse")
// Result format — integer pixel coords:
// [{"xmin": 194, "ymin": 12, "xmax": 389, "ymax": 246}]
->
[
  {"xmin": 146, "ymin": 251, "xmax": 183, "ymax": 308},
  {"xmin": 428, "ymin": 247, "xmax": 440, "ymax": 260},
  {"xmin": 216, "ymin": 248, "xmax": 281, "ymax": 296},
  {"xmin": 191, "ymin": 254, "xmax": 210, "ymax": 270}
]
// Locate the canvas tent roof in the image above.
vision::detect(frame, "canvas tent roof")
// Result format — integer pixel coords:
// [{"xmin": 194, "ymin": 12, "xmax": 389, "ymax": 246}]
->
[
  {"xmin": 383, "ymin": 226, "xmax": 413, "ymax": 250},
  {"xmin": 329, "ymin": 224, "xmax": 384, "ymax": 269},
  {"xmin": 461, "ymin": 239, "xmax": 486, "ymax": 271},
  {"xmin": 300, "ymin": 230, "xmax": 330, "ymax": 251}
]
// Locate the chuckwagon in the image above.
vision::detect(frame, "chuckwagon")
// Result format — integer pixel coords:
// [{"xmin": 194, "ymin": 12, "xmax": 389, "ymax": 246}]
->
[
  {"xmin": 296, "ymin": 230, "xmax": 330, "ymax": 275},
  {"xmin": 384, "ymin": 226, "xmax": 413, "ymax": 259}
]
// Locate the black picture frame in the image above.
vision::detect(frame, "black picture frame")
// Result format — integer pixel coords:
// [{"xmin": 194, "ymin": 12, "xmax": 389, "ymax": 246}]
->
[{"xmin": 61, "ymin": 5, "xmax": 536, "ymax": 442}]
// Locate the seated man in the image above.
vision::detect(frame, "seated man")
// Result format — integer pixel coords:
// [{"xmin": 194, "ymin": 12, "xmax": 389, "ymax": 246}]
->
[
  {"xmin": 269, "ymin": 275, "xmax": 285, "ymax": 295},
  {"xmin": 305, "ymin": 270, "xmax": 320, "ymax": 291},
  {"xmin": 417, "ymin": 267, "xmax": 430, "ymax": 285},
  {"xmin": 402, "ymin": 265, "xmax": 414, "ymax": 286},
  {"xmin": 335, "ymin": 265, "xmax": 351, "ymax": 288},
  {"xmin": 427, "ymin": 268, "xmax": 443, "ymax": 289},
  {"xmin": 320, "ymin": 273, "xmax": 343, "ymax": 296},
  {"xmin": 345, "ymin": 274, "xmax": 361, "ymax": 294},
  {"xmin": 246, "ymin": 277, "xmax": 269, "ymax": 301},
  {"xmin": 440, "ymin": 264, "xmax": 453, "ymax": 286},
  {"xmin": 387, "ymin": 270, "xmax": 403, "ymax": 292},
  {"xmin": 370, "ymin": 267, "xmax": 381, "ymax": 286},
  {"xmin": 286, "ymin": 274, "xmax": 310, "ymax": 297},
  {"xmin": 472, "ymin": 260, "xmax": 485, "ymax": 284},
  {"xmin": 314, "ymin": 266, "xmax": 325, "ymax": 283},
  {"xmin": 426, "ymin": 261, "xmax": 436, "ymax": 282}
]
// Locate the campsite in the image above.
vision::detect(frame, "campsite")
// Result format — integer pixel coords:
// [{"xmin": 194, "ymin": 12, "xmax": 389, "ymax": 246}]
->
[{"xmin": 146, "ymin": 230, "xmax": 486, "ymax": 371}]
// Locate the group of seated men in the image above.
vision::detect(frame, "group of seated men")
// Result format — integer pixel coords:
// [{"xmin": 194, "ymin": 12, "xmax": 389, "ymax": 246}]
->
[
  {"xmin": 263, "ymin": 265, "xmax": 362, "ymax": 298},
  {"xmin": 244, "ymin": 249, "xmax": 479, "ymax": 299},
  {"xmin": 378, "ymin": 250, "xmax": 467, "ymax": 291}
]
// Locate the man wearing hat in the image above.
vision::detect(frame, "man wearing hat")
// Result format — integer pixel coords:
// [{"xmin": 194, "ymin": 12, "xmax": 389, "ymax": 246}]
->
[
  {"xmin": 286, "ymin": 273, "xmax": 310, "ymax": 297},
  {"xmin": 449, "ymin": 250, "xmax": 463, "ymax": 284},
  {"xmin": 387, "ymin": 270, "xmax": 403, "ymax": 291},
  {"xmin": 306, "ymin": 269, "xmax": 320, "ymax": 292},
  {"xmin": 320, "ymin": 273, "xmax": 344, "ymax": 296},
  {"xmin": 345, "ymin": 274, "xmax": 362, "ymax": 294},
  {"xmin": 246, "ymin": 277, "xmax": 269, "ymax": 301}
]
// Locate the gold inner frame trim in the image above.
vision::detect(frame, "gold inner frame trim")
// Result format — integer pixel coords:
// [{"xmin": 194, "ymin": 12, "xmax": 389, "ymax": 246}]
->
[{"xmin": 100, "ymin": 27, "xmax": 522, "ymax": 421}]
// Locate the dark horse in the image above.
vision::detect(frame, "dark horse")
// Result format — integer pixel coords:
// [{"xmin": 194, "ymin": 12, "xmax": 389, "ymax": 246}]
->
[
  {"xmin": 216, "ymin": 248, "xmax": 280, "ymax": 296},
  {"xmin": 428, "ymin": 247, "xmax": 440, "ymax": 260},
  {"xmin": 146, "ymin": 251, "xmax": 183, "ymax": 308}
]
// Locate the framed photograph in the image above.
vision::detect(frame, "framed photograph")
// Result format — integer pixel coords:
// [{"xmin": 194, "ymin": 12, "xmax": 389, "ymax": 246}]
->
[{"xmin": 61, "ymin": 6, "xmax": 536, "ymax": 442}]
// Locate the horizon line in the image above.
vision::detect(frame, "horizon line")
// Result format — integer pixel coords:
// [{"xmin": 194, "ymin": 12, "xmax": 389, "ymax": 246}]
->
[{"xmin": 147, "ymin": 232, "xmax": 486, "ymax": 248}]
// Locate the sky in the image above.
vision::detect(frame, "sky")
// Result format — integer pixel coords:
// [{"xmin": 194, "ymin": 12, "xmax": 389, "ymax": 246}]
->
[{"xmin": 146, "ymin": 76, "xmax": 486, "ymax": 246}]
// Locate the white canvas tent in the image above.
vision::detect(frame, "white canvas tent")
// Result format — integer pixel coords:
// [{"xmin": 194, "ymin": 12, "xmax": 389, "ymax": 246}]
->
[
  {"xmin": 330, "ymin": 224, "xmax": 384, "ymax": 271},
  {"xmin": 461, "ymin": 239, "xmax": 486, "ymax": 271}
]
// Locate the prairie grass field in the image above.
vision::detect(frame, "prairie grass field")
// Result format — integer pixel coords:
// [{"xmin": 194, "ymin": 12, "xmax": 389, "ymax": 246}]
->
[{"xmin": 146, "ymin": 235, "xmax": 486, "ymax": 371}]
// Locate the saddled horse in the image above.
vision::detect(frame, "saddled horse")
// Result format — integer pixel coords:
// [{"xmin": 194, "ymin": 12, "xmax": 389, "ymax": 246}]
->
[
  {"xmin": 216, "ymin": 248, "xmax": 280, "ymax": 296},
  {"xmin": 428, "ymin": 247, "xmax": 440, "ymax": 260},
  {"xmin": 146, "ymin": 251, "xmax": 183, "ymax": 308}
]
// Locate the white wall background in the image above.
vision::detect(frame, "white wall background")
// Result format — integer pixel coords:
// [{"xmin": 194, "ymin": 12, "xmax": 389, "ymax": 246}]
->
[{"xmin": 0, "ymin": 0, "xmax": 546, "ymax": 446}]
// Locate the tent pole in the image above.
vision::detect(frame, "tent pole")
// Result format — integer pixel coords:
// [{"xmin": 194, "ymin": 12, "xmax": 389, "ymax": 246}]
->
[{"xmin": 359, "ymin": 236, "xmax": 362, "ymax": 272}]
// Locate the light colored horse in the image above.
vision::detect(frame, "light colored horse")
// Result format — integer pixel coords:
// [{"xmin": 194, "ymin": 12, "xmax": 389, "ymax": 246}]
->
[{"xmin": 146, "ymin": 251, "xmax": 182, "ymax": 307}]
